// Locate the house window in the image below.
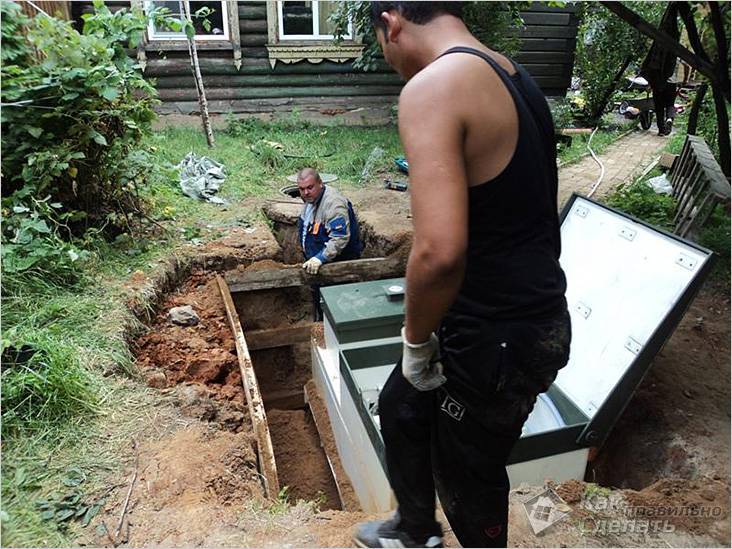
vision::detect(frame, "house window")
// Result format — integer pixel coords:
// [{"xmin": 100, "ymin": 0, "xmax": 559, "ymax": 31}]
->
[
  {"xmin": 146, "ymin": 1, "xmax": 230, "ymax": 41},
  {"xmin": 266, "ymin": 1, "xmax": 362, "ymax": 67},
  {"xmin": 277, "ymin": 1, "xmax": 353, "ymax": 40}
]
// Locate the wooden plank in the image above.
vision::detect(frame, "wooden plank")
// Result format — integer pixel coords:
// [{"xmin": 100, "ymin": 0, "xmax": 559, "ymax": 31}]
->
[
  {"xmin": 519, "ymin": 38, "xmax": 575, "ymax": 52},
  {"xmin": 240, "ymin": 33, "xmax": 267, "ymax": 47},
  {"xmin": 241, "ymin": 46, "xmax": 268, "ymax": 58},
  {"xmin": 216, "ymin": 275, "xmax": 280, "ymax": 499},
  {"xmin": 157, "ymin": 85, "xmax": 404, "ymax": 101},
  {"xmin": 155, "ymin": 95, "xmax": 398, "ymax": 115},
  {"xmin": 530, "ymin": 75, "xmax": 571, "ymax": 89},
  {"xmin": 240, "ymin": 19, "xmax": 267, "ymax": 33},
  {"xmin": 239, "ymin": 5, "xmax": 267, "ymax": 19},
  {"xmin": 246, "ymin": 324, "xmax": 315, "ymax": 351},
  {"xmin": 519, "ymin": 25, "xmax": 578, "ymax": 39},
  {"xmin": 520, "ymin": 63, "xmax": 572, "ymax": 77},
  {"xmin": 514, "ymin": 51, "xmax": 574, "ymax": 64},
  {"xmin": 225, "ymin": 257, "xmax": 403, "ymax": 293},
  {"xmin": 154, "ymin": 72, "xmax": 400, "ymax": 88},
  {"xmin": 520, "ymin": 12, "xmax": 571, "ymax": 26}
]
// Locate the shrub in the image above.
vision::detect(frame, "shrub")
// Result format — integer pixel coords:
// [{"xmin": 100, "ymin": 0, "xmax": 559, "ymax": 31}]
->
[
  {"xmin": 1, "ymin": 0, "xmax": 158, "ymax": 283},
  {"xmin": 606, "ymin": 181, "xmax": 676, "ymax": 229},
  {"xmin": 700, "ymin": 209, "xmax": 731, "ymax": 278}
]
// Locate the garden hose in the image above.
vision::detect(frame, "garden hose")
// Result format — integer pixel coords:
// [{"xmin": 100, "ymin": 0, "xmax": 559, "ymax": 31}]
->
[{"xmin": 586, "ymin": 126, "xmax": 606, "ymax": 198}]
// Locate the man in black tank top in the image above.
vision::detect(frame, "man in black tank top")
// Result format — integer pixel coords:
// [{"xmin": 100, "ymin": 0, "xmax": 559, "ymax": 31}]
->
[{"xmin": 353, "ymin": 3, "xmax": 571, "ymax": 548}]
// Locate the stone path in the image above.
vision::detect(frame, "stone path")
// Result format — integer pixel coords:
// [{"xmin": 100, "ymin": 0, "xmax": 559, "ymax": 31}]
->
[{"xmin": 558, "ymin": 129, "xmax": 669, "ymax": 209}]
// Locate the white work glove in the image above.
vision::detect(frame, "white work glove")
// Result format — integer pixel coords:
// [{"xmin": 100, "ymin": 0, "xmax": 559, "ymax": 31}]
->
[
  {"xmin": 401, "ymin": 327, "xmax": 447, "ymax": 391},
  {"xmin": 302, "ymin": 256, "xmax": 323, "ymax": 275}
]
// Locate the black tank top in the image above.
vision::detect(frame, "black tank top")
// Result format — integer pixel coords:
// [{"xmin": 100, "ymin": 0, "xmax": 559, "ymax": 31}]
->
[{"xmin": 439, "ymin": 46, "xmax": 567, "ymax": 321}]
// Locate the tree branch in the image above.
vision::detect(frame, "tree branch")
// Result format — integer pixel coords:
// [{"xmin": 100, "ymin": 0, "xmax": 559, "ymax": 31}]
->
[
  {"xmin": 708, "ymin": 1, "xmax": 731, "ymax": 101},
  {"xmin": 676, "ymin": 2, "xmax": 711, "ymax": 64},
  {"xmin": 600, "ymin": 1, "xmax": 717, "ymax": 83}
]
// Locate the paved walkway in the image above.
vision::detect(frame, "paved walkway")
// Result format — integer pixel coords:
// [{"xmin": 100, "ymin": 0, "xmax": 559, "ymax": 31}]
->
[{"xmin": 558, "ymin": 129, "xmax": 669, "ymax": 209}]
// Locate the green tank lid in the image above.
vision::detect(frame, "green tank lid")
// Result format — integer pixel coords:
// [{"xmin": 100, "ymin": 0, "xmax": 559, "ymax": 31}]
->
[{"xmin": 320, "ymin": 278, "xmax": 406, "ymax": 344}]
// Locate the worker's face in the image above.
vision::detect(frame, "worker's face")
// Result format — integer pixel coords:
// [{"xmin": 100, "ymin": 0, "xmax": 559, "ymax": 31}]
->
[{"xmin": 298, "ymin": 175, "xmax": 323, "ymax": 203}]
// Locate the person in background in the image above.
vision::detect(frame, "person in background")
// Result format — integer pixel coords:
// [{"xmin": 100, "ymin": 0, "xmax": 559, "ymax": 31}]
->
[
  {"xmin": 298, "ymin": 168, "xmax": 362, "ymax": 273},
  {"xmin": 297, "ymin": 168, "xmax": 362, "ymax": 317},
  {"xmin": 640, "ymin": 3, "xmax": 680, "ymax": 136}
]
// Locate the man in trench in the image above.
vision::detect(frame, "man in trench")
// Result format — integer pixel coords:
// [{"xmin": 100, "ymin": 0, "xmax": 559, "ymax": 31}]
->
[
  {"xmin": 297, "ymin": 168, "xmax": 362, "ymax": 317},
  {"xmin": 353, "ymin": 3, "xmax": 571, "ymax": 548}
]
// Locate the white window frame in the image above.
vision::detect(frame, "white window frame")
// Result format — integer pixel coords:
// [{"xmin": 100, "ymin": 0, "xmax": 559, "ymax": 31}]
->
[
  {"xmin": 145, "ymin": 0, "xmax": 230, "ymax": 42},
  {"xmin": 277, "ymin": 1, "xmax": 354, "ymax": 41}
]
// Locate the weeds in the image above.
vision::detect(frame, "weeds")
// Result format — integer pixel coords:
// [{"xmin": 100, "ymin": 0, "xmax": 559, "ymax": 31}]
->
[{"xmin": 606, "ymin": 181, "xmax": 677, "ymax": 229}]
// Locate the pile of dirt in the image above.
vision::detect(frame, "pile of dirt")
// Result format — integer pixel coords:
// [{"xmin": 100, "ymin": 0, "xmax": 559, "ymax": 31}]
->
[
  {"xmin": 623, "ymin": 477, "xmax": 730, "ymax": 542},
  {"xmin": 205, "ymin": 226, "xmax": 282, "ymax": 263},
  {"xmin": 92, "ymin": 424, "xmax": 264, "ymax": 547},
  {"xmin": 134, "ymin": 273, "xmax": 243, "ymax": 402},
  {"xmin": 267, "ymin": 408, "xmax": 341, "ymax": 510}
]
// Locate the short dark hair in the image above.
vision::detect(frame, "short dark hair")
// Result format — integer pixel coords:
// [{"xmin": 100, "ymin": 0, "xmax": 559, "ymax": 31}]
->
[{"xmin": 371, "ymin": 2, "xmax": 464, "ymax": 32}]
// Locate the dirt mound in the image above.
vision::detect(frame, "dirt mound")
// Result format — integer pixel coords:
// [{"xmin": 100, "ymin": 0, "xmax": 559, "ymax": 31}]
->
[
  {"xmin": 623, "ymin": 477, "xmax": 730, "ymax": 542},
  {"xmin": 206, "ymin": 226, "xmax": 282, "ymax": 262},
  {"xmin": 134, "ymin": 273, "xmax": 243, "ymax": 402},
  {"xmin": 94, "ymin": 424, "xmax": 264, "ymax": 547},
  {"xmin": 267, "ymin": 408, "xmax": 341, "ymax": 510}
]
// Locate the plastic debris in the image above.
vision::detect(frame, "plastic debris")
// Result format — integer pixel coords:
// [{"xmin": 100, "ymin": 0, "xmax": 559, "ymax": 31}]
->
[
  {"xmin": 646, "ymin": 174, "xmax": 673, "ymax": 195},
  {"xmin": 178, "ymin": 152, "xmax": 228, "ymax": 204}
]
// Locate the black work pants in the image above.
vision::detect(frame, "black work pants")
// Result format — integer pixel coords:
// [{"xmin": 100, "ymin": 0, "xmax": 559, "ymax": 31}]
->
[
  {"xmin": 652, "ymin": 81, "xmax": 677, "ymax": 133},
  {"xmin": 378, "ymin": 308, "xmax": 571, "ymax": 547}
]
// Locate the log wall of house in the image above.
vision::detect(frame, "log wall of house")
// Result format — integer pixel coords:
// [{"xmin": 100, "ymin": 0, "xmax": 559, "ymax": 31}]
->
[{"xmin": 72, "ymin": 1, "xmax": 578, "ymax": 119}]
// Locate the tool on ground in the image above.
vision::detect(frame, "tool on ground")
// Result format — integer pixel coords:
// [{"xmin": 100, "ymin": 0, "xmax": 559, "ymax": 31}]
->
[
  {"xmin": 394, "ymin": 157, "xmax": 409, "ymax": 174},
  {"xmin": 384, "ymin": 179, "xmax": 408, "ymax": 192}
]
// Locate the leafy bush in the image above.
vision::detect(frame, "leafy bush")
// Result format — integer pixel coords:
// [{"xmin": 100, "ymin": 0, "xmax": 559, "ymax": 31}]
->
[
  {"xmin": 606, "ymin": 181, "xmax": 676, "ymax": 229},
  {"xmin": 700, "ymin": 209, "xmax": 731, "ymax": 278},
  {"xmin": 1, "ymin": 0, "xmax": 158, "ymax": 283},
  {"xmin": 549, "ymin": 99, "xmax": 575, "ymax": 130}
]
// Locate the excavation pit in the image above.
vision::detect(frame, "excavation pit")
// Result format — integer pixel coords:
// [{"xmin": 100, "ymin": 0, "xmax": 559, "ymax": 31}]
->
[{"xmin": 134, "ymin": 266, "xmax": 348, "ymax": 511}]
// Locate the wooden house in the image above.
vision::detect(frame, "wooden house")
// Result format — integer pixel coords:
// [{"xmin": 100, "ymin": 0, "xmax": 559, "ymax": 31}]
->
[{"xmin": 65, "ymin": 1, "xmax": 579, "ymax": 123}]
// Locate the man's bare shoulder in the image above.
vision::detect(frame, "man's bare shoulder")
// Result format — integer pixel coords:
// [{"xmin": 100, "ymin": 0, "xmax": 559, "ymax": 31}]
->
[
  {"xmin": 398, "ymin": 53, "xmax": 505, "ymax": 117},
  {"xmin": 399, "ymin": 59, "xmax": 460, "ymax": 110}
]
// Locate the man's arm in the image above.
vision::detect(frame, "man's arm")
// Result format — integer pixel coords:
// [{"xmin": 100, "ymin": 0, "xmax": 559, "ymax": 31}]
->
[{"xmin": 399, "ymin": 73, "xmax": 469, "ymax": 344}]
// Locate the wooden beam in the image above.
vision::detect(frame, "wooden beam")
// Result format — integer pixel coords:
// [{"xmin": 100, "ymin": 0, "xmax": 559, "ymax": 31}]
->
[
  {"xmin": 225, "ymin": 257, "xmax": 403, "ymax": 293},
  {"xmin": 216, "ymin": 275, "xmax": 280, "ymax": 498},
  {"xmin": 156, "ymin": 85, "xmax": 404, "ymax": 101},
  {"xmin": 246, "ymin": 324, "xmax": 315, "ymax": 351}
]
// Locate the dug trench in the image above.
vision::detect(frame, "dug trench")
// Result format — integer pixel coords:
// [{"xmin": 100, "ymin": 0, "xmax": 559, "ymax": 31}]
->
[{"xmin": 134, "ymin": 272, "xmax": 344, "ymax": 514}]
